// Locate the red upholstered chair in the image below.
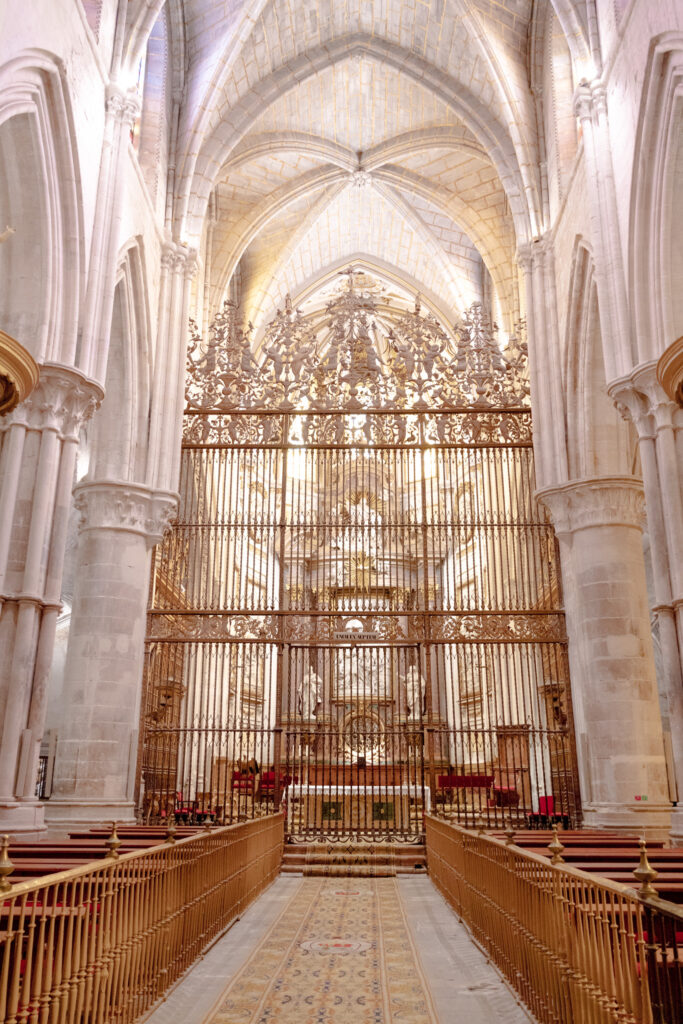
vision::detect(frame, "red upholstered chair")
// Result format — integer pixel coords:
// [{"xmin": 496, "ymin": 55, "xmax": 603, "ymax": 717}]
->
[
  {"xmin": 174, "ymin": 791, "xmax": 195, "ymax": 822},
  {"xmin": 527, "ymin": 794, "xmax": 569, "ymax": 829},
  {"xmin": 437, "ymin": 773, "xmax": 494, "ymax": 807},
  {"xmin": 527, "ymin": 796, "xmax": 548, "ymax": 828},
  {"xmin": 257, "ymin": 770, "xmax": 276, "ymax": 800},
  {"xmin": 231, "ymin": 770, "xmax": 258, "ymax": 795},
  {"xmin": 539, "ymin": 795, "xmax": 554, "ymax": 815},
  {"xmin": 436, "ymin": 775, "xmax": 455, "ymax": 804},
  {"xmin": 258, "ymin": 771, "xmax": 296, "ymax": 803},
  {"xmin": 489, "ymin": 786, "xmax": 520, "ymax": 808}
]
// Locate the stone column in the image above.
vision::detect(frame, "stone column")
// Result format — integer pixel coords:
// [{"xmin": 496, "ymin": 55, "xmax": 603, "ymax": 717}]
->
[
  {"xmin": 147, "ymin": 243, "xmax": 197, "ymax": 490},
  {"xmin": 610, "ymin": 364, "xmax": 683, "ymax": 838},
  {"xmin": 80, "ymin": 85, "xmax": 140, "ymax": 381},
  {"xmin": 573, "ymin": 79, "xmax": 632, "ymax": 380},
  {"xmin": 0, "ymin": 365, "xmax": 102, "ymax": 833},
  {"xmin": 517, "ymin": 237, "xmax": 568, "ymax": 490},
  {"xmin": 45, "ymin": 241, "xmax": 195, "ymax": 830},
  {"xmin": 538, "ymin": 476, "xmax": 671, "ymax": 836},
  {"xmin": 46, "ymin": 481, "xmax": 176, "ymax": 827}
]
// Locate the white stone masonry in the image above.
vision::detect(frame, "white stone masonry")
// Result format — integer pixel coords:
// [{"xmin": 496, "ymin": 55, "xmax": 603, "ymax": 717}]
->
[
  {"xmin": 46, "ymin": 481, "xmax": 175, "ymax": 827},
  {"xmin": 539, "ymin": 476, "xmax": 671, "ymax": 836},
  {"xmin": 0, "ymin": 365, "xmax": 102, "ymax": 833}
]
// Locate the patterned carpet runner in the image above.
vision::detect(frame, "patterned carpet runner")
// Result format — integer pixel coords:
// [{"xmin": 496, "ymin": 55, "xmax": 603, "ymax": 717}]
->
[{"xmin": 205, "ymin": 877, "xmax": 438, "ymax": 1023}]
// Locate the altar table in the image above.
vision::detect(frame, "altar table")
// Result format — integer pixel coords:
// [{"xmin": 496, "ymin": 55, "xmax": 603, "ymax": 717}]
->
[{"xmin": 287, "ymin": 783, "xmax": 430, "ymax": 830}]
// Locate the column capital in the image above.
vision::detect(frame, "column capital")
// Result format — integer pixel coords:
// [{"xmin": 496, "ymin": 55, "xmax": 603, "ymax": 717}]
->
[
  {"xmin": 73, "ymin": 480, "xmax": 178, "ymax": 546},
  {"xmin": 181, "ymin": 245, "xmax": 199, "ymax": 280},
  {"xmin": 516, "ymin": 233, "xmax": 553, "ymax": 273},
  {"xmin": 573, "ymin": 80, "xmax": 594, "ymax": 122},
  {"xmin": 2, "ymin": 362, "xmax": 103, "ymax": 439},
  {"xmin": 589, "ymin": 80, "xmax": 608, "ymax": 118},
  {"xmin": 608, "ymin": 362, "xmax": 677, "ymax": 436},
  {"xmin": 160, "ymin": 240, "xmax": 177, "ymax": 271},
  {"xmin": 573, "ymin": 78, "xmax": 606, "ymax": 123},
  {"xmin": 537, "ymin": 476, "xmax": 646, "ymax": 535},
  {"xmin": 161, "ymin": 240, "xmax": 198, "ymax": 278},
  {"xmin": 515, "ymin": 242, "xmax": 533, "ymax": 274},
  {"xmin": 105, "ymin": 84, "xmax": 141, "ymax": 130}
]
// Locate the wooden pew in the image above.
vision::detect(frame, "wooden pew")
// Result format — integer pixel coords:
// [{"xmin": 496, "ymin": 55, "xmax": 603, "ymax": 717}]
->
[
  {"xmin": 4, "ymin": 832, "xmax": 171, "ymax": 883},
  {"xmin": 487, "ymin": 830, "xmax": 683, "ymax": 903},
  {"xmin": 530, "ymin": 842, "xmax": 683, "ymax": 903},
  {"xmin": 69, "ymin": 826, "xmax": 200, "ymax": 836},
  {"xmin": 534, "ymin": 848, "xmax": 683, "ymax": 864},
  {"xmin": 492, "ymin": 833, "xmax": 665, "ymax": 848}
]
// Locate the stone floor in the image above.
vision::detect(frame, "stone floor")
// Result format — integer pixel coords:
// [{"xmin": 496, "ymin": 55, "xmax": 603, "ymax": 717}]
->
[{"xmin": 144, "ymin": 875, "xmax": 534, "ymax": 1024}]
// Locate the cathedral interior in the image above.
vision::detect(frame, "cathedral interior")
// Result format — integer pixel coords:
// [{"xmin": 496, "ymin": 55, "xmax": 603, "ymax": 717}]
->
[{"xmin": 1, "ymin": 2, "xmax": 683, "ymax": 1022}]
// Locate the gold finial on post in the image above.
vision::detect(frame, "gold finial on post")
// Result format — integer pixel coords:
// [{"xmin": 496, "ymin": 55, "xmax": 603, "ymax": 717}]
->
[
  {"xmin": 204, "ymin": 817, "xmax": 212, "ymax": 832},
  {"xmin": 633, "ymin": 837, "xmax": 658, "ymax": 898},
  {"xmin": 0, "ymin": 834, "xmax": 14, "ymax": 892},
  {"xmin": 106, "ymin": 821, "xmax": 121, "ymax": 859},
  {"xmin": 504, "ymin": 817, "xmax": 517, "ymax": 846},
  {"xmin": 166, "ymin": 814, "xmax": 177, "ymax": 845},
  {"xmin": 475, "ymin": 814, "xmax": 487, "ymax": 835},
  {"xmin": 548, "ymin": 826, "xmax": 565, "ymax": 865}
]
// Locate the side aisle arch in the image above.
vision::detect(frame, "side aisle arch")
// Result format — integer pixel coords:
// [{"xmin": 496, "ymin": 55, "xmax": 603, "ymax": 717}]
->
[
  {"xmin": 0, "ymin": 51, "xmax": 85, "ymax": 365},
  {"xmin": 630, "ymin": 33, "xmax": 683, "ymax": 364},
  {"xmin": 564, "ymin": 240, "xmax": 635, "ymax": 479}
]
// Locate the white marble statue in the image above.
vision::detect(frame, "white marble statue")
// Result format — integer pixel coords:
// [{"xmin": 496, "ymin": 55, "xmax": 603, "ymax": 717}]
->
[
  {"xmin": 404, "ymin": 665, "xmax": 426, "ymax": 717},
  {"xmin": 297, "ymin": 666, "xmax": 322, "ymax": 719},
  {"xmin": 341, "ymin": 647, "xmax": 391, "ymax": 699}
]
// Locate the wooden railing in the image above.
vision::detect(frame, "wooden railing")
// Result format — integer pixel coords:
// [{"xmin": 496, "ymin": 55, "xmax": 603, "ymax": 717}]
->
[
  {"xmin": 0, "ymin": 813, "xmax": 283, "ymax": 1024},
  {"xmin": 426, "ymin": 815, "xmax": 683, "ymax": 1024}
]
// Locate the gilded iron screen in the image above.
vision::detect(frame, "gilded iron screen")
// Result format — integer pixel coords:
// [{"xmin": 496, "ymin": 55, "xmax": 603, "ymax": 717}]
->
[{"xmin": 139, "ymin": 285, "xmax": 580, "ymax": 840}]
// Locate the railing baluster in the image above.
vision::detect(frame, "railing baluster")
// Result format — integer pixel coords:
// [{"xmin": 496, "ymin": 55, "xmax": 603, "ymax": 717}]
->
[
  {"xmin": 425, "ymin": 814, "xmax": 683, "ymax": 1024},
  {"xmin": 0, "ymin": 814, "xmax": 283, "ymax": 1024}
]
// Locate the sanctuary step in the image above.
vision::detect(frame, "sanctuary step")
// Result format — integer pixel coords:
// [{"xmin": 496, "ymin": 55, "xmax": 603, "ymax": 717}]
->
[{"xmin": 282, "ymin": 841, "xmax": 427, "ymax": 877}]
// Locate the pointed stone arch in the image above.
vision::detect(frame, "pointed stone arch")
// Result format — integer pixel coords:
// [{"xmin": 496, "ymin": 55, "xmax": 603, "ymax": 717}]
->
[
  {"xmin": 88, "ymin": 239, "xmax": 152, "ymax": 484},
  {"xmin": 629, "ymin": 32, "xmax": 683, "ymax": 364},
  {"xmin": 547, "ymin": 0, "xmax": 593, "ymax": 70},
  {"xmin": 122, "ymin": 0, "xmax": 186, "ymax": 84},
  {"xmin": 226, "ymin": 133, "xmax": 357, "ymax": 174},
  {"xmin": 136, "ymin": 5, "xmax": 172, "ymax": 211},
  {"xmin": 564, "ymin": 239, "xmax": 634, "ymax": 478},
  {"xmin": 210, "ymin": 159, "xmax": 509, "ymax": 329},
  {"xmin": 251, "ymin": 253, "xmax": 458, "ymax": 350},
  {"xmin": 177, "ymin": 35, "xmax": 534, "ymax": 245},
  {"xmin": 0, "ymin": 51, "xmax": 84, "ymax": 365}
]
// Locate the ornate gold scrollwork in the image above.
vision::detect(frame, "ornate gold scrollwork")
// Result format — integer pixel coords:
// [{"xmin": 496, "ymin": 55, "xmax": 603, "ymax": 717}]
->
[
  {"xmin": 428, "ymin": 613, "xmax": 567, "ymax": 643},
  {"xmin": 147, "ymin": 613, "xmax": 279, "ymax": 642},
  {"xmin": 185, "ymin": 285, "xmax": 529, "ymax": 423},
  {"xmin": 283, "ymin": 615, "xmax": 411, "ymax": 643}
]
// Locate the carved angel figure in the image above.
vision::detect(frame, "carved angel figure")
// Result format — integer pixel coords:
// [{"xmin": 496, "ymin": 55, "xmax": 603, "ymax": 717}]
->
[
  {"xmin": 403, "ymin": 665, "xmax": 426, "ymax": 718},
  {"xmin": 297, "ymin": 666, "xmax": 322, "ymax": 719}
]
